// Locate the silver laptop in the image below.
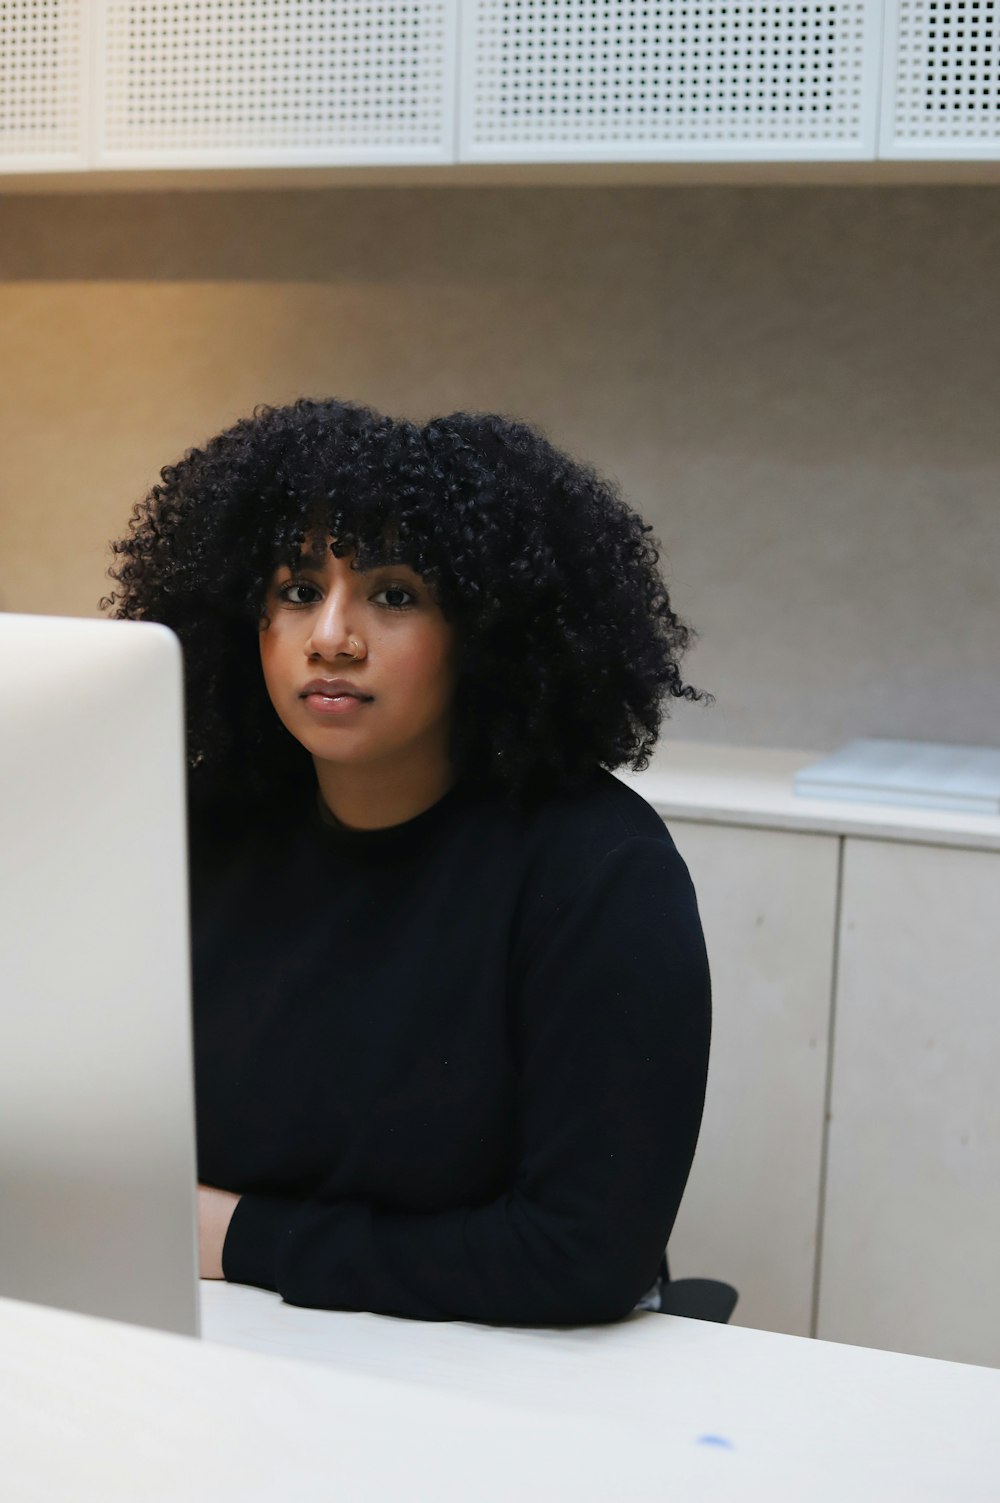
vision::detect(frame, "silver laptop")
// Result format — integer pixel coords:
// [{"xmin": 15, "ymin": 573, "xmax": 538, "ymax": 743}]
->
[{"xmin": 0, "ymin": 611, "xmax": 200, "ymax": 1337}]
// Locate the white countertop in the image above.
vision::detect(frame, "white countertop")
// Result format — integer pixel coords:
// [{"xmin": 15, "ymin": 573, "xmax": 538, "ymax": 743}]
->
[
  {"xmin": 614, "ymin": 740, "xmax": 1000, "ymax": 852},
  {"xmin": 8, "ymin": 1284, "xmax": 996, "ymax": 1502}
]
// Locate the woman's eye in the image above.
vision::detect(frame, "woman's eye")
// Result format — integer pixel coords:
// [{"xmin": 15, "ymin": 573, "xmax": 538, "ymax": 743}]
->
[
  {"xmin": 276, "ymin": 579, "xmax": 416, "ymax": 610},
  {"xmin": 373, "ymin": 585, "xmax": 416, "ymax": 611},
  {"xmin": 277, "ymin": 580, "xmax": 319, "ymax": 606}
]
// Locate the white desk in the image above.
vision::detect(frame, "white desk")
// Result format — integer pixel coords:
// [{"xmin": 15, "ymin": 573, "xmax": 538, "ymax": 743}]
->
[{"xmin": 3, "ymin": 1286, "xmax": 999, "ymax": 1501}]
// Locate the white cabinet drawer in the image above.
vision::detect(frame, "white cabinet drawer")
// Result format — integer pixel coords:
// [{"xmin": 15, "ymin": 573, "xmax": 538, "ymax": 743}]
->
[
  {"xmin": 664, "ymin": 818, "xmax": 839, "ymax": 1336},
  {"xmin": 817, "ymin": 837, "xmax": 1000, "ymax": 1366}
]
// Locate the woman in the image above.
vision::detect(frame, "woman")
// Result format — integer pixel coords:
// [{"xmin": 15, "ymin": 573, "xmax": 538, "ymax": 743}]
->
[{"xmin": 99, "ymin": 396, "xmax": 714, "ymax": 1326}]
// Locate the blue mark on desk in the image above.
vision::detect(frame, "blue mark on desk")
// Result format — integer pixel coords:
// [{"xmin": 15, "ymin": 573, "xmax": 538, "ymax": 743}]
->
[{"xmin": 697, "ymin": 1434, "xmax": 734, "ymax": 1450}]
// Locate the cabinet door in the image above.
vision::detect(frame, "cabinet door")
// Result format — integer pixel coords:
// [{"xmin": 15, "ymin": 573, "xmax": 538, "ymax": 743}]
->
[
  {"xmin": 665, "ymin": 819, "xmax": 840, "ymax": 1336},
  {"xmin": 817, "ymin": 838, "xmax": 1000, "ymax": 1366}
]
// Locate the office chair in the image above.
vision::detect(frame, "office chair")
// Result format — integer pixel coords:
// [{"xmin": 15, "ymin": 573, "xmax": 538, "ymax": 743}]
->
[{"xmin": 645, "ymin": 1250, "xmax": 739, "ymax": 1324}]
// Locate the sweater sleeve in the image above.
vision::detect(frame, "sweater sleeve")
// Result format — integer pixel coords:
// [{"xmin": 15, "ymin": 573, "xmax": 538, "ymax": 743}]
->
[{"xmin": 221, "ymin": 835, "xmax": 712, "ymax": 1326}]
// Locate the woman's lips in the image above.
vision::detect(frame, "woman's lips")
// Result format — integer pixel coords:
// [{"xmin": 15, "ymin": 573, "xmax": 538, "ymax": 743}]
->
[{"xmin": 302, "ymin": 693, "xmax": 372, "ymax": 716}]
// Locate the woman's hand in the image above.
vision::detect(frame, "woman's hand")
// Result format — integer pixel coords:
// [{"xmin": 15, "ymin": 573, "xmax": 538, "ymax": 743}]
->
[{"xmin": 197, "ymin": 1183, "xmax": 242, "ymax": 1279}]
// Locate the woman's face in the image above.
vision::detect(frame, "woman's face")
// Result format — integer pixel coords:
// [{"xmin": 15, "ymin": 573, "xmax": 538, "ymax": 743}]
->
[{"xmin": 258, "ymin": 532, "xmax": 459, "ymax": 780}]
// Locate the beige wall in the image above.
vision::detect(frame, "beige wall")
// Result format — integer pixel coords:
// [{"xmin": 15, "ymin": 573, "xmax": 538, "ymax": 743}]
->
[{"xmin": 1, "ymin": 184, "xmax": 997, "ymax": 753}]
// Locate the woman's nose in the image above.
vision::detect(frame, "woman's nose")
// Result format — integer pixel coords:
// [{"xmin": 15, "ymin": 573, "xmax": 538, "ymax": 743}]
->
[{"xmin": 307, "ymin": 588, "xmax": 363, "ymax": 658}]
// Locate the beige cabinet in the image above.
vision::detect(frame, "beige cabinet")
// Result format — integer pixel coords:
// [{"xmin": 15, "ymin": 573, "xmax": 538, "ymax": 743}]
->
[
  {"xmin": 620, "ymin": 742, "xmax": 1000, "ymax": 1363},
  {"xmin": 664, "ymin": 819, "xmax": 839, "ymax": 1337},
  {"xmin": 816, "ymin": 838, "xmax": 1000, "ymax": 1367}
]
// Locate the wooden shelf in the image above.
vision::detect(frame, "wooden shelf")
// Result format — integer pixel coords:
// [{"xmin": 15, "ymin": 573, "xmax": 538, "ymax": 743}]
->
[{"xmin": 3, "ymin": 159, "xmax": 1000, "ymax": 195}]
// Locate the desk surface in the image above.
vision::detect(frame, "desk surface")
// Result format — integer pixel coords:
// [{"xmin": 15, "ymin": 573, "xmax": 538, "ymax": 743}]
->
[{"xmin": 2, "ymin": 1284, "xmax": 998, "ymax": 1501}]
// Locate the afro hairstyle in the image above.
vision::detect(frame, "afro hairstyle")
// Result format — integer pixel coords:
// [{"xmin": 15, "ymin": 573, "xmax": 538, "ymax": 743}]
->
[{"xmin": 98, "ymin": 396, "xmax": 713, "ymax": 835}]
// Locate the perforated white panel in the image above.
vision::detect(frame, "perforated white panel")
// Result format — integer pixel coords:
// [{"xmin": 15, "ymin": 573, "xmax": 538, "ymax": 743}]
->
[
  {"xmin": 95, "ymin": 0, "xmax": 457, "ymax": 167},
  {"xmin": 460, "ymin": 1, "xmax": 882, "ymax": 161},
  {"xmin": 880, "ymin": 0, "xmax": 1000, "ymax": 156},
  {"xmin": 0, "ymin": 0, "xmax": 89, "ymax": 170}
]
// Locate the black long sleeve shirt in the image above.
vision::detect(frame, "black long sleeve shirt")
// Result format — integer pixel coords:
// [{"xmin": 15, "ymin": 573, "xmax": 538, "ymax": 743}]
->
[{"xmin": 188, "ymin": 767, "xmax": 711, "ymax": 1327}]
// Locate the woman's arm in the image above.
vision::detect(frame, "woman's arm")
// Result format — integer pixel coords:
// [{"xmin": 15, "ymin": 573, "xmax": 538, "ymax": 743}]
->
[
  {"xmin": 198, "ymin": 1185, "xmax": 241, "ymax": 1278},
  {"xmin": 222, "ymin": 836, "xmax": 712, "ymax": 1326}
]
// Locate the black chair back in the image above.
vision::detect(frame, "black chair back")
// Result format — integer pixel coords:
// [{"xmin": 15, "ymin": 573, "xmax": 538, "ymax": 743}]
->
[{"xmin": 652, "ymin": 1251, "xmax": 739, "ymax": 1324}]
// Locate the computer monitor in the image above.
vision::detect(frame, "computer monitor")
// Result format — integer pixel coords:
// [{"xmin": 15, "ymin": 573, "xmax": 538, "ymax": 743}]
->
[{"xmin": 0, "ymin": 611, "xmax": 200, "ymax": 1337}]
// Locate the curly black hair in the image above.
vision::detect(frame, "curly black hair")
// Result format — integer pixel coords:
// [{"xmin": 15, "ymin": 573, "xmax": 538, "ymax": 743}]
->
[{"xmin": 98, "ymin": 396, "xmax": 712, "ymax": 834}]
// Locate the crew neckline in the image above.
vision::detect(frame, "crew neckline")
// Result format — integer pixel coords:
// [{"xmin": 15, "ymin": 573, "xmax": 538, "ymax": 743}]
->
[{"xmin": 312, "ymin": 776, "xmax": 469, "ymax": 847}]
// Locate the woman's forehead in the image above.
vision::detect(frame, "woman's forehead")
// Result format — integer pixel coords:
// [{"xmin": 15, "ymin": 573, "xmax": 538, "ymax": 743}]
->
[{"xmin": 280, "ymin": 534, "xmax": 421, "ymax": 575}]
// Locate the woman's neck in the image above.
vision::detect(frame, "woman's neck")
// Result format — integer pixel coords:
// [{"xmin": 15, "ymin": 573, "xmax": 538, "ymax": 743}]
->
[{"xmin": 313, "ymin": 757, "xmax": 458, "ymax": 832}]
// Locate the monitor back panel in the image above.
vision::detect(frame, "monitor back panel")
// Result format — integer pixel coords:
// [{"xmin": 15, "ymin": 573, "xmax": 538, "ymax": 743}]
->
[{"xmin": 0, "ymin": 613, "xmax": 200, "ymax": 1337}]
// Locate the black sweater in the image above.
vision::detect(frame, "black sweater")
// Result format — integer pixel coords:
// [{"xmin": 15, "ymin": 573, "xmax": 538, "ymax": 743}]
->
[{"xmin": 188, "ymin": 767, "xmax": 711, "ymax": 1326}]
